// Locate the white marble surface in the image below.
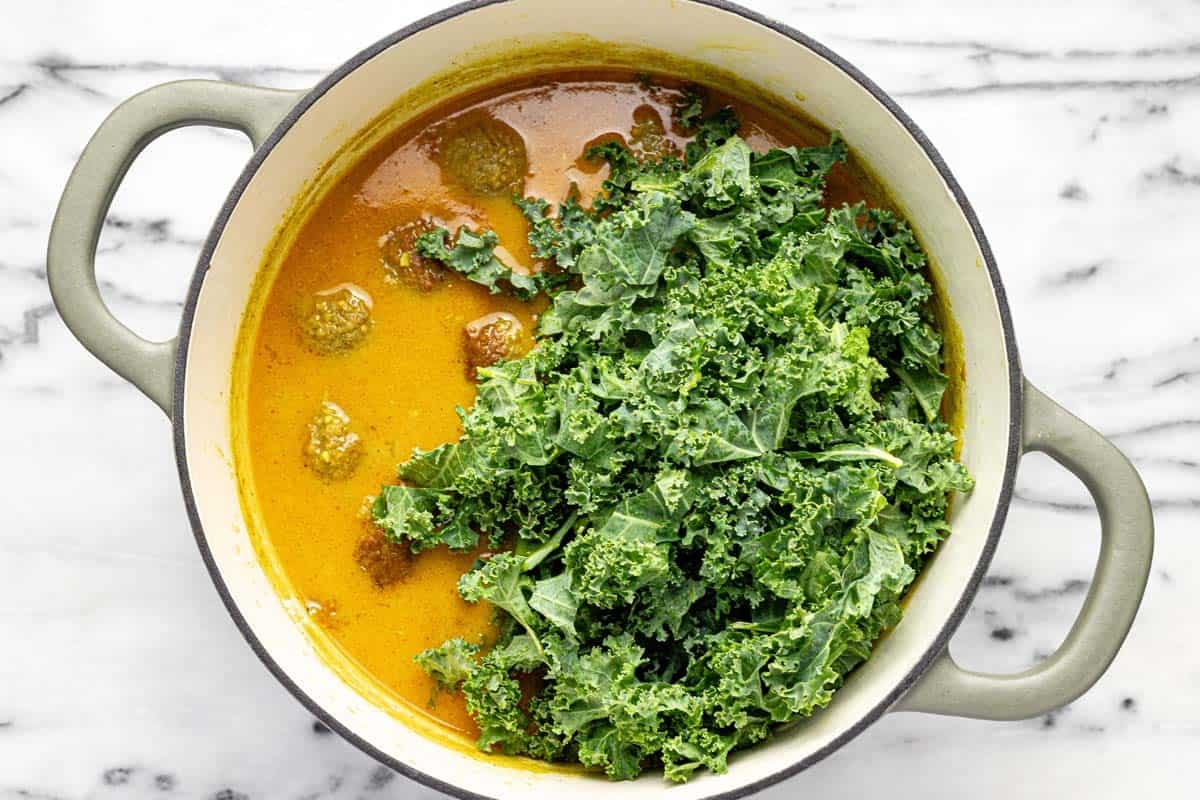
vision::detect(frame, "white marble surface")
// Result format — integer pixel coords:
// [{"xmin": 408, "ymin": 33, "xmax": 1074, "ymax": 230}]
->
[{"xmin": 2, "ymin": 0, "xmax": 1197, "ymax": 797}]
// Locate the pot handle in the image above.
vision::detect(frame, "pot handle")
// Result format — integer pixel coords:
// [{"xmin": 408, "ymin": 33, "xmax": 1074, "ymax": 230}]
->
[
  {"xmin": 896, "ymin": 379, "xmax": 1153, "ymax": 719},
  {"xmin": 47, "ymin": 80, "xmax": 303, "ymax": 417}
]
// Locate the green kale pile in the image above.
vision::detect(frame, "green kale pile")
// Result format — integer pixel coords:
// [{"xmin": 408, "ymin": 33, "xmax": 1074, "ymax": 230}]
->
[{"xmin": 375, "ymin": 102, "xmax": 972, "ymax": 781}]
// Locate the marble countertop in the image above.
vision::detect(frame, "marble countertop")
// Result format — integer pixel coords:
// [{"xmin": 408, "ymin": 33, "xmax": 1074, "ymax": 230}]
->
[{"xmin": 2, "ymin": 0, "xmax": 1196, "ymax": 797}]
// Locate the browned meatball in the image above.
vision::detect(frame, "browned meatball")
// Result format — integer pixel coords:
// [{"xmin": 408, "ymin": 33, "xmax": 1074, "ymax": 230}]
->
[
  {"xmin": 303, "ymin": 400, "xmax": 363, "ymax": 481},
  {"xmin": 354, "ymin": 528, "xmax": 412, "ymax": 589},
  {"xmin": 436, "ymin": 110, "xmax": 527, "ymax": 197},
  {"xmin": 628, "ymin": 105, "xmax": 679, "ymax": 161},
  {"xmin": 297, "ymin": 284, "xmax": 373, "ymax": 355},
  {"xmin": 379, "ymin": 218, "xmax": 446, "ymax": 291},
  {"xmin": 463, "ymin": 311, "xmax": 529, "ymax": 380}
]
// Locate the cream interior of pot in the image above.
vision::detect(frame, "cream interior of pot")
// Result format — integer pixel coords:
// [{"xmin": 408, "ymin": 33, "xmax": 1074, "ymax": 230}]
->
[{"xmin": 183, "ymin": 0, "xmax": 1016, "ymax": 796}]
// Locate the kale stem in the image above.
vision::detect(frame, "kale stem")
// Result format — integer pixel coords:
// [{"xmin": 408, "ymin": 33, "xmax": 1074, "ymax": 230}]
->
[{"xmin": 520, "ymin": 511, "xmax": 579, "ymax": 572}]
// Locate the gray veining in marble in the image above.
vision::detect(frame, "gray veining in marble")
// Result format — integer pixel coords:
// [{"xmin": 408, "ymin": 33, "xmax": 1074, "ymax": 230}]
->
[{"xmin": 1, "ymin": 1, "xmax": 1197, "ymax": 798}]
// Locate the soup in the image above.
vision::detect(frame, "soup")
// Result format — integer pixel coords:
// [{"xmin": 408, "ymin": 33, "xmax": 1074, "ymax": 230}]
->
[{"xmin": 236, "ymin": 68, "xmax": 969, "ymax": 780}]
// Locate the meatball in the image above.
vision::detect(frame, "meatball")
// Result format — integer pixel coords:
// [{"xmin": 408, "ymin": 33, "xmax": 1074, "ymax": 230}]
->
[
  {"xmin": 297, "ymin": 284, "xmax": 373, "ymax": 355},
  {"xmin": 303, "ymin": 400, "xmax": 363, "ymax": 481},
  {"xmin": 463, "ymin": 311, "xmax": 528, "ymax": 380},
  {"xmin": 436, "ymin": 111, "xmax": 527, "ymax": 196},
  {"xmin": 354, "ymin": 528, "xmax": 412, "ymax": 589},
  {"xmin": 379, "ymin": 218, "xmax": 446, "ymax": 291},
  {"xmin": 628, "ymin": 105, "xmax": 679, "ymax": 161}
]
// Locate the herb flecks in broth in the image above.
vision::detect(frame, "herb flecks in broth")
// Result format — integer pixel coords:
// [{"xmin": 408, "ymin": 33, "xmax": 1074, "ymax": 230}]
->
[{"xmin": 376, "ymin": 96, "xmax": 972, "ymax": 781}]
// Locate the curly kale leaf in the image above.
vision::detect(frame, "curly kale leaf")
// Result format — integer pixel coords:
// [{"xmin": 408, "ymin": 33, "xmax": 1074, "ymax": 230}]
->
[
  {"xmin": 413, "ymin": 637, "xmax": 480, "ymax": 690},
  {"xmin": 416, "ymin": 225, "xmax": 555, "ymax": 300},
  {"xmin": 516, "ymin": 195, "xmax": 597, "ymax": 272},
  {"xmin": 462, "ymin": 647, "xmax": 532, "ymax": 753},
  {"xmin": 529, "ymin": 571, "xmax": 578, "ymax": 637},
  {"xmin": 673, "ymin": 85, "xmax": 707, "ymax": 130},
  {"xmin": 372, "ymin": 486, "xmax": 438, "ymax": 550},
  {"xmin": 458, "ymin": 552, "xmax": 545, "ymax": 654}
]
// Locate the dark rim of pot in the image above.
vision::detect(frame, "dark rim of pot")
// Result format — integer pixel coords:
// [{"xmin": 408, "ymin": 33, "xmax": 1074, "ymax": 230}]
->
[{"xmin": 171, "ymin": 1, "xmax": 1022, "ymax": 798}]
